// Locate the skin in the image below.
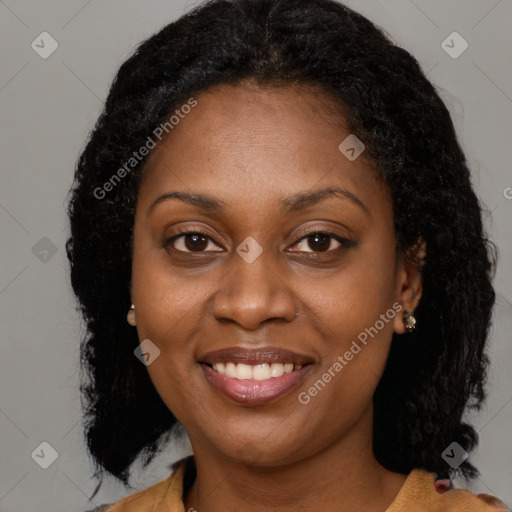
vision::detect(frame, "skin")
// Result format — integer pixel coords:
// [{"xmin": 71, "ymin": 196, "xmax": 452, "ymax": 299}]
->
[{"xmin": 130, "ymin": 81, "xmax": 424, "ymax": 512}]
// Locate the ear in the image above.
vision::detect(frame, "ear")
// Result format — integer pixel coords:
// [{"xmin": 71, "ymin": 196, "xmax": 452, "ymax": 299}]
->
[{"xmin": 393, "ymin": 239, "xmax": 426, "ymax": 334}]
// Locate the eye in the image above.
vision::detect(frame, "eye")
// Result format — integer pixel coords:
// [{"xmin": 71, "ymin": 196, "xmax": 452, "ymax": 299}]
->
[
  {"xmin": 164, "ymin": 229, "xmax": 223, "ymax": 253},
  {"xmin": 163, "ymin": 228, "xmax": 353, "ymax": 254},
  {"xmin": 288, "ymin": 231, "xmax": 352, "ymax": 253}
]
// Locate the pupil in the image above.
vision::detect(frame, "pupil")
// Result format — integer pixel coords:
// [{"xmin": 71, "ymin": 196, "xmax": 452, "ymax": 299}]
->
[
  {"xmin": 185, "ymin": 234, "xmax": 208, "ymax": 251},
  {"xmin": 309, "ymin": 234, "xmax": 329, "ymax": 252}
]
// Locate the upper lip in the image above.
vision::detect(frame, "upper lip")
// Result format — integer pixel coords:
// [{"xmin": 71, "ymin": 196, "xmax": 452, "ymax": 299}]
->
[{"xmin": 200, "ymin": 346, "xmax": 315, "ymax": 366}]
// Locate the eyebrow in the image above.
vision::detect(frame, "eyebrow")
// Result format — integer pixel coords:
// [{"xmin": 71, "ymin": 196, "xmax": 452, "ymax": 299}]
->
[{"xmin": 146, "ymin": 186, "xmax": 369, "ymax": 217}]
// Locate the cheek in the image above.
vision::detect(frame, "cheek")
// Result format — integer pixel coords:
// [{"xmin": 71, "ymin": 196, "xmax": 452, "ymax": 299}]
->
[
  {"xmin": 294, "ymin": 250, "xmax": 397, "ymax": 397},
  {"xmin": 130, "ymin": 236, "xmax": 208, "ymax": 400},
  {"xmin": 130, "ymin": 262, "xmax": 207, "ymax": 421},
  {"xmin": 294, "ymin": 283, "xmax": 396, "ymax": 445},
  {"xmin": 131, "ymin": 232, "xmax": 210, "ymax": 344},
  {"xmin": 296, "ymin": 248, "xmax": 397, "ymax": 343}
]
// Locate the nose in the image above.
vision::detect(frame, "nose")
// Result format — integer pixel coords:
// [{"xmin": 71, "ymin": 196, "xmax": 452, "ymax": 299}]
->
[{"xmin": 211, "ymin": 249, "xmax": 298, "ymax": 330}]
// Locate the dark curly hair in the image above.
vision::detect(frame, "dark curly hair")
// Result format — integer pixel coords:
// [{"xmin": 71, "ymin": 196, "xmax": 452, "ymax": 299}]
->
[{"xmin": 65, "ymin": 0, "xmax": 496, "ymax": 490}]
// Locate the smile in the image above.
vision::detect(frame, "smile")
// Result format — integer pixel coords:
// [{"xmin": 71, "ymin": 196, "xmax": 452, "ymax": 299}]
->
[{"xmin": 199, "ymin": 346, "xmax": 315, "ymax": 405}]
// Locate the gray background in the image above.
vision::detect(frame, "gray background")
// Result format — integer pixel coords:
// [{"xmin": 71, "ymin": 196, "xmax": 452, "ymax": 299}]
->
[{"xmin": 0, "ymin": 0, "xmax": 511, "ymax": 510}]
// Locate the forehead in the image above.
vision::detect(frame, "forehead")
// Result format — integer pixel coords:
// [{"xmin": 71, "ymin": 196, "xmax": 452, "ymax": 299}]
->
[{"xmin": 137, "ymin": 82, "xmax": 387, "ymax": 217}]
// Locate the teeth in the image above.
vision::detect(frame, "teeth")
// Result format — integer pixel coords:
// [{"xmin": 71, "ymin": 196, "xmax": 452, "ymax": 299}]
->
[
  {"xmin": 211, "ymin": 362, "xmax": 305, "ymax": 380},
  {"xmin": 225, "ymin": 362, "xmax": 237, "ymax": 378},
  {"xmin": 270, "ymin": 363, "xmax": 284, "ymax": 377},
  {"xmin": 253, "ymin": 363, "xmax": 271, "ymax": 381},
  {"xmin": 236, "ymin": 363, "xmax": 253, "ymax": 380}
]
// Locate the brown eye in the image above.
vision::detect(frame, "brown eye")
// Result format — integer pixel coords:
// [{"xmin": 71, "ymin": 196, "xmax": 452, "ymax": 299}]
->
[
  {"xmin": 305, "ymin": 233, "xmax": 333, "ymax": 252},
  {"xmin": 165, "ymin": 231, "xmax": 223, "ymax": 253},
  {"xmin": 288, "ymin": 232, "xmax": 352, "ymax": 254}
]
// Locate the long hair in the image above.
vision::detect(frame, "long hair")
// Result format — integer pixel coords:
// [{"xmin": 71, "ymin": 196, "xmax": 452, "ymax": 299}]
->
[{"xmin": 66, "ymin": 0, "xmax": 496, "ymax": 487}]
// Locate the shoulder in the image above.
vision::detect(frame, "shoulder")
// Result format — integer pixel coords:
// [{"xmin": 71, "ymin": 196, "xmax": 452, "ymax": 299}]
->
[
  {"xmin": 388, "ymin": 468, "xmax": 509, "ymax": 512},
  {"xmin": 82, "ymin": 456, "xmax": 191, "ymax": 512}
]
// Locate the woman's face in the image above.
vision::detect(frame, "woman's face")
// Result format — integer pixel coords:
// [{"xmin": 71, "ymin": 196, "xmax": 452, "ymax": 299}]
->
[{"xmin": 131, "ymin": 82, "xmax": 420, "ymax": 466}]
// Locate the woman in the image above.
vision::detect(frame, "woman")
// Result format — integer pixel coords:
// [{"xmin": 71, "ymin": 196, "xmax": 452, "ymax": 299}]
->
[{"xmin": 66, "ymin": 0, "xmax": 508, "ymax": 510}]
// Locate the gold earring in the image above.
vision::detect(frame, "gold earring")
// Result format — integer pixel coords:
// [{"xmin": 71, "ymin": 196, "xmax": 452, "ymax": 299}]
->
[
  {"xmin": 404, "ymin": 311, "xmax": 416, "ymax": 333},
  {"xmin": 127, "ymin": 303, "xmax": 136, "ymax": 326}
]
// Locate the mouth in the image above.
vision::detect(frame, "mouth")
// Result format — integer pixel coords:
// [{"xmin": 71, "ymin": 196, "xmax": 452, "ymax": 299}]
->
[{"xmin": 199, "ymin": 346, "xmax": 314, "ymax": 405}]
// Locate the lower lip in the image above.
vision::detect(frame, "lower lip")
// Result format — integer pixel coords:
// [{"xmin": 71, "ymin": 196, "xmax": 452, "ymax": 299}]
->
[{"xmin": 201, "ymin": 363, "xmax": 312, "ymax": 405}]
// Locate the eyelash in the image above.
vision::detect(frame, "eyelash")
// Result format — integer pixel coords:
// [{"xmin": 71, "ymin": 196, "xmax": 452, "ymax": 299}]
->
[{"xmin": 163, "ymin": 227, "xmax": 354, "ymax": 254}]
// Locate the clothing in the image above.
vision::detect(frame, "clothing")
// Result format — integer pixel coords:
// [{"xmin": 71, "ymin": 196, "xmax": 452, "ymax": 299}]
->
[{"xmin": 86, "ymin": 456, "xmax": 509, "ymax": 511}]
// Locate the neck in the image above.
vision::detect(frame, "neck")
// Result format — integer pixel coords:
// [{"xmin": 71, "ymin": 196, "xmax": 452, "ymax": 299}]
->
[{"xmin": 183, "ymin": 406, "xmax": 407, "ymax": 512}]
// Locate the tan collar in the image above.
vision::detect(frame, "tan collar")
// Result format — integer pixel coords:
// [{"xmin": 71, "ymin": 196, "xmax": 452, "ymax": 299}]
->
[
  {"xmin": 387, "ymin": 468, "xmax": 508, "ymax": 511},
  {"xmin": 104, "ymin": 457, "xmax": 508, "ymax": 512}
]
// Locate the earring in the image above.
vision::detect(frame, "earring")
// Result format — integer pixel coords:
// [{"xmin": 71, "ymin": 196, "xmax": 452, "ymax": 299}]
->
[
  {"xmin": 127, "ymin": 303, "xmax": 136, "ymax": 326},
  {"xmin": 403, "ymin": 311, "xmax": 416, "ymax": 333}
]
